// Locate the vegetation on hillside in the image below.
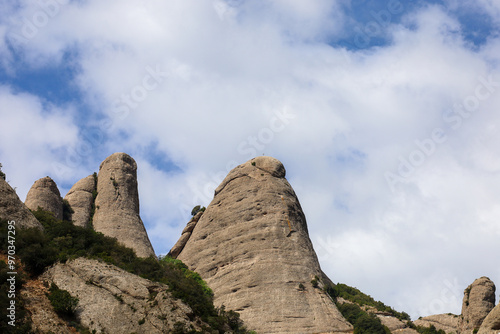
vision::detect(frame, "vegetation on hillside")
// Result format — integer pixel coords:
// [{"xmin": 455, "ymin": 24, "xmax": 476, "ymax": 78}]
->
[
  {"xmin": 0, "ymin": 163, "xmax": 5, "ymax": 180},
  {"xmin": 325, "ymin": 283, "xmax": 411, "ymax": 321},
  {"xmin": 0, "ymin": 210, "xmax": 253, "ymax": 333}
]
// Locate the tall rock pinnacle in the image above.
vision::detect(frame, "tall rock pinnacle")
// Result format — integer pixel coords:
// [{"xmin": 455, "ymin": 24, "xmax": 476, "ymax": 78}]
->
[
  {"xmin": 25, "ymin": 176, "xmax": 64, "ymax": 220},
  {"xmin": 458, "ymin": 277, "xmax": 496, "ymax": 334},
  {"xmin": 64, "ymin": 174, "xmax": 96, "ymax": 228},
  {"xmin": 175, "ymin": 156, "xmax": 352, "ymax": 334},
  {"xmin": 92, "ymin": 153, "xmax": 155, "ymax": 258}
]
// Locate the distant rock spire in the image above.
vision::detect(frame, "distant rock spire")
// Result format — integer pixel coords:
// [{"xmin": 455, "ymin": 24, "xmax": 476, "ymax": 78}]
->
[
  {"xmin": 92, "ymin": 153, "xmax": 155, "ymax": 258},
  {"xmin": 175, "ymin": 156, "xmax": 352, "ymax": 333},
  {"xmin": 25, "ymin": 176, "xmax": 63, "ymax": 220}
]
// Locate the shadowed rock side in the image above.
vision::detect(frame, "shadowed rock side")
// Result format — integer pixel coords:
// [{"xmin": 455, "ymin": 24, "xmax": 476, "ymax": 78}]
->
[
  {"xmin": 458, "ymin": 277, "xmax": 496, "ymax": 334},
  {"xmin": 64, "ymin": 174, "xmax": 96, "ymax": 228},
  {"xmin": 478, "ymin": 302, "xmax": 500, "ymax": 334},
  {"xmin": 25, "ymin": 176, "xmax": 63, "ymax": 220},
  {"xmin": 92, "ymin": 153, "xmax": 155, "ymax": 258},
  {"xmin": 0, "ymin": 177, "xmax": 42, "ymax": 229},
  {"xmin": 176, "ymin": 156, "xmax": 352, "ymax": 334}
]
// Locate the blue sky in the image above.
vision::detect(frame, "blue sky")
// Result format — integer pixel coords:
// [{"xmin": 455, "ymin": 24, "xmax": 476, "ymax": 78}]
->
[{"xmin": 1, "ymin": 0, "xmax": 500, "ymax": 320}]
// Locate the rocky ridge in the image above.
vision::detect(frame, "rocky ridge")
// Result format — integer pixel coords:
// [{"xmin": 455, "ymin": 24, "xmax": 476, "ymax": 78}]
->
[
  {"xmin": 25, "ymin": 176, "xmax": 64, "ymax": 220},
  {"xmin": 0, "ymin": 177, "xmax": 42, "ymax": 229},
  {"xmin": 175, "ymin": 156, "xmax": 352, "ymax": 334},
  {"xmin": 38, "ymin": 258, "xmax": 210, "ymax": 333}
]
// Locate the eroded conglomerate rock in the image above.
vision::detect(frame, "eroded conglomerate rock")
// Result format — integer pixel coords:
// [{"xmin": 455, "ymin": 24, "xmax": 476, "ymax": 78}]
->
[
  {"xmin": 92, "ymin": 153, "xmax": 155, "ymax": 258},
  {"xmin": 0, "ymin": 177, "xmax": 42, "ymax": 229},
  {"xmin": 176, "ymin": 156, "xmax": 352, "ymax": 334},
  {"xmin": 414, "ymin": 313, "xmax": 459, "ymax": 334},
  {"xmin": 25, "ymin": 176, "xmax": 63, "ymax": 220},
  {"xmin": 168, "ymin": 211, "xmax": 203, "ymax": 258},
  {"xmin": 64, "ymin": 174, "xmax": 96, "ymax": 228},
  {"xmin": 478, "ymin": 302, "xmax": 500, "ymax": 334},
  {"xmin": 458, "ymin": 277, "xmax": 496, "ymax": 334},
  {"xmin": 39, "ymin": 258, "xmax": 208, "ymax": 334}
]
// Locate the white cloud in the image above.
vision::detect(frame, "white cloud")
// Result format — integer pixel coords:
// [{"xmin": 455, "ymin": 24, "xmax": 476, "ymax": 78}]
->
[
  {"xmin": 0, "ymin": 85, "xmax": 80, "ymax": 199},
  {"xmin": 1, "ymin": 0, "xmax": 500, "ymax": 320}
]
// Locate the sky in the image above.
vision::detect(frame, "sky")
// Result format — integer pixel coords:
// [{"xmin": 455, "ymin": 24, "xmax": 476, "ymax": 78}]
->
[{"xmin": 1, "ymin": 0, "xmax": 500, "ymax": 320}]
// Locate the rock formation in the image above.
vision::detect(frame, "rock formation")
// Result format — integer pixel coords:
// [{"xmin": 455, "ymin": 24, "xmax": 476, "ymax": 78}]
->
[
  {"xmin": 458, "ymin": 277, "xmax": 496, "ymax": 334},
  {"xmin": 64, "ymin": 174, "xmax": 96, "ymax": 228},
  {"xmin": 25, "ymin": 176, "xmax": 63, "ymax": 220},
  {"xmin": 478, "ymin": 302, "xmax": 500, "ymax": 334},
  {"xmin": 0, "ymin": 177, "xmax": 42, "ymax": 229},
  {"xmin": 414, "ymin": 314, "xmax": 459, "ymax": 334},
  {"xmin": 175, "ymin": 156, "xmax": 353, "ymax": 334},
  {"xmin": 168, "ymin": 211, "xmax": 203, "ymax": 258},
  {"xmin": 92, "ymin": 153, "xmax": 155, "ymax": 258},
  {"xmin": 37, "ymin": 258, "xmax": 210, "ymax": 333}
]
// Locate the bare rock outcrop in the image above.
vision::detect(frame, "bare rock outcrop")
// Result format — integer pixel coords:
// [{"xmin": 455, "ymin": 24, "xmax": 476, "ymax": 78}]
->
[
  {"xmin": 92, "ymin": 153, "xmax": 155, "ymax": 258},
  {"xmin": 0, "ymin": 177, "xmax": 42, "ymax": 229},
  {"xmin": 25, "ymin": 176, "xmax": 63, "ymax": 220},
  {"xmin": 478, "ymin": 303, "xmax": 500, "ymax": 334},
  {"xmin": 176, "ymin": 156, "xmax": 353, "ymax": 334},
  {"xmin": 414, "ymin": 314, "xmax": 459, "ymax": 334},
  {"xmin": 458, "ymin": 277, "xmax": 496, "ymax": 334},
  {"xmin": 39, "ymin": 258, "xmax": 209, "ymax": 333},
  {"xmin": 64, "ymin": 174, "xmax": 96, "ymax": 228},
  {"xmin": 168, "ymin": 211, "xmax": 203, "ymax": 258}
]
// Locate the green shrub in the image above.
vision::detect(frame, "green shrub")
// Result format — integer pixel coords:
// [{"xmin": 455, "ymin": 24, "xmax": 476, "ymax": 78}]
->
[
  {"xmin": 325, "ymin": 283, "xmax": 410, "ymax": 321},
  {"xmin": 416, "ymin": 324, "xmax": 446, "ymax": 334},
  {"xmin": 336, "ymin": 302, "xmax": 389, "ymax": 334},
  {"xmin": 48, "ymin": 283, "xmax": 78, "ymax": 316},
  {"xmin": 0, "ymin": 163, "xmax": 5, "ymax": 180}
]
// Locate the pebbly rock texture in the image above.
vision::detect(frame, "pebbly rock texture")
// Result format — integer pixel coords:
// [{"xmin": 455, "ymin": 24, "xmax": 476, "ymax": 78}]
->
[
  {"xmin": 478, "ymin": 303, "xmax": 500, "ymax": 334},
  {"xmin": 64, "ymin": 174, "xmax": 96, "ymax": 228},
  {"xmin": 168, "ymin": 211, "xmax": 203, "ymax": 258},
  {"xmin": 25, "ymin": 176, "xmax": 63, "ymax": 220},
  {"xmin": 0, "ymin": 177, "xmax": 42, "ymax": 229},
  {"xmin": 92, "ymin": 153, "xmax": 155, "ymax": 258},
  {"xmin": 414, "ymin": 314, "xmax": 459, "ymax": 334},
  {"xmin": 39, "ymin": 258, "xmax": 209, "ymax": 334},
  {"xmin": 458, "ymin": 277, "xmax": 496, "ymax": 334},
  {"xmin": 176, "ymin": 156, "xmax": 353, "ymax": 334}
]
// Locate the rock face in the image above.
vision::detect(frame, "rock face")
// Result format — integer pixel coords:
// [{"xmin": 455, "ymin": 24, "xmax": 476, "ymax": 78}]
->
[
  {"xmin": 458, "ymin": 277, "xmax": 496, "ymax": 334},
  {"xmin": 478, "ymin": 303, "xmax": 500, "ymax": 334},
  {"xmin": 0, "ymin": 177, "xmax": 42, "ymax": 229},
  {"xmin": 414, "ymin": 314, "xmax": 459, "ymax": 334},
  {"xmin": 25, "ymin": 176, "xmax": 63, "ymax": 220},
  {"xmin": 168, "ymin": 211, "xmax": 203, "ymax": 258},
  {"xmin": 176, "ymin": 156, "xmax": 353, "ymax": 334},
  {"xmin": 64, "ymin": 174, "xmax": 96, "ymax": 228},
  {"xmin": 38, "ymin": 258, "xmax": 209, "ymax": 333},
  {"xmin": 92, "ymin": 153, "xmax": 155, "ymax": 258}
]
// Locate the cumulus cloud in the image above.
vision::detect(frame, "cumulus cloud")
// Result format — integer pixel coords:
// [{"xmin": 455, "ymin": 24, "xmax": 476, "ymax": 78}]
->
[
  {"xmin": 0, "ymin": 85, "xmax": 80, "ymax": 198},
  {"xmin": 1, "ymin": 0, "xmax": 500, "ymax": 320}
]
